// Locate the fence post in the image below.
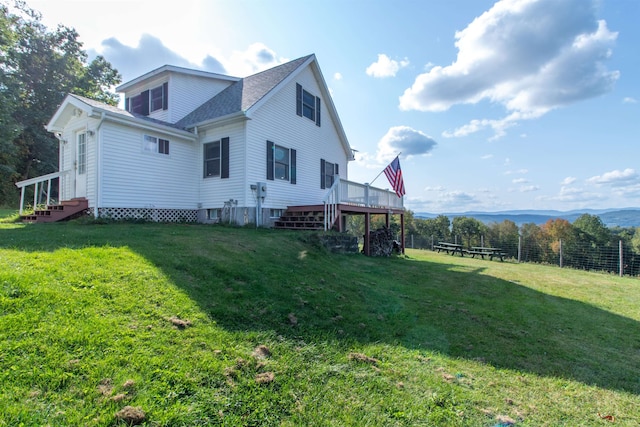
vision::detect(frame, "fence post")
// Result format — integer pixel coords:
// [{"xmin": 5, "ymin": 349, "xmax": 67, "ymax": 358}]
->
[
  {"xmin": 518, "ymin": 234, "xmax": 522, "ymax": 263},
  {"xmin": 619, "ymin": 240, "xmax": 623, "ymax": 277},
  {"xmin": 431, "ymin": 235, "xmax": 434, "ymax": 250},
  {"xmin": 481, "ymin": 235, "xmax": 484, "ymax": 247},
  {"xmin": 559, "ymin": 239, "xmax": 563, "ymax": 268}
]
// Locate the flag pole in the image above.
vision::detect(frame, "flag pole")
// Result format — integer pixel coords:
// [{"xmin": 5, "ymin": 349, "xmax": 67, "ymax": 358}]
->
[{"xmin": 370, "ymin": 152, "xmax": 401, "ymax": 186}]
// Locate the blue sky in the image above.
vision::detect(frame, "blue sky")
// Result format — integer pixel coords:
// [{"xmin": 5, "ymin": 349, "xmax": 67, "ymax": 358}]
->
[{"xmin": 29, "ymin": 0, "xmax": 640, "ymax": 213}]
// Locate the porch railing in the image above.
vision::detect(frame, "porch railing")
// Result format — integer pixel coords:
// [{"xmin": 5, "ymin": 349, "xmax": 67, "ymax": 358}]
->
[
  {"xmin": 322, "ymin": 176, "xmax": 404, "ymax": 230},
  {"xmin": 15, "ymin": 170, "xmax": 69, "ymax": 214}
]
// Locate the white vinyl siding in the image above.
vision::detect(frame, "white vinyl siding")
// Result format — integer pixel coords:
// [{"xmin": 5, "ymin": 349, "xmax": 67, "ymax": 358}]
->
[
  {"xmin": 198, "ymin": 121, "xmax": 246, "ymax": 208},
  {"xmin": 99, "ymin": 122, "xmax": 198, "ymax": 208},
  {"xmin": 167, "ymin": 74, "xmax": 234, "ymax": 123},
  {"xmin": 244, "ymin": 67, "xmax": 347, "ymax": 209}
]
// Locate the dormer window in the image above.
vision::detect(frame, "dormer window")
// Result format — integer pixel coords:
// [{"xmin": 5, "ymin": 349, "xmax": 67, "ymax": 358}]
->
[
  {"xmin": 126, "ymin": 82, "xmax": 168, "ymax": 116},
  {"xmin": 296, "ymin": 83, "xmax": 321, "ymax": 126}
]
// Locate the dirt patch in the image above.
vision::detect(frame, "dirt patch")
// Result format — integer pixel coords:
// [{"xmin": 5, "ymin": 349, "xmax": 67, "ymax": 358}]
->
[
  {"xmin": 348, "ymin": 352, "xmax": 379, "ymax": 365},
  {"xmin": 115, "ymin": 406, "xmax": 146, "ymax": 425},
  {"xmin": 168, "ymin": 316, "xmax": 192, "ymax": 328}
]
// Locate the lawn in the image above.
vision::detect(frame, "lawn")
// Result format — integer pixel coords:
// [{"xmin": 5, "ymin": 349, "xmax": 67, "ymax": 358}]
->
[{"xmin": 1, "ymin": 221, "xmax": 639, "ymax": 426}]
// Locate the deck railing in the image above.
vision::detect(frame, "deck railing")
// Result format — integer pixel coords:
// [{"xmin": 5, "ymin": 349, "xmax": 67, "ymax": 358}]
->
[
  {"xmin": 15, "ymin": 170, "xmax": 69, "ymax": 214},
  {"xmin": 322, "ymin": 176, "xmax": 404, "ymax": 230}
]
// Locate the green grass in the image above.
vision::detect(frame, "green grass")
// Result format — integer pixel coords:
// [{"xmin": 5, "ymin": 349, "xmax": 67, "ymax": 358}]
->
[
  {"xmin": 1, "ymin": 222, "xmax": 639, "ymax": 426},
  {"xmin": 0, "ymin": 208, "xmax": 19, "ymax": 223}
]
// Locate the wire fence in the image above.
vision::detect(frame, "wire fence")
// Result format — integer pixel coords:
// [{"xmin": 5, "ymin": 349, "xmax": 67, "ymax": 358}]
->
[{"xmin": 406, "ymin": 234, "xmax": 640, "ymax": 278}]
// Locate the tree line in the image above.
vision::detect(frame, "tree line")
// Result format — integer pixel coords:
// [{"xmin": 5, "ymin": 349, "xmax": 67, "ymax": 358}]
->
[{"xmin": 0, "ymin": 1, "xmax": 120, "ymax": 206}]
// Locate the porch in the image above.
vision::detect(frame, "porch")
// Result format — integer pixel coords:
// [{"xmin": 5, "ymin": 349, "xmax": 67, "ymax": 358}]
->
[{"xmin": 278, "ymin": 177, "xmax": 405, "ymax": 255}]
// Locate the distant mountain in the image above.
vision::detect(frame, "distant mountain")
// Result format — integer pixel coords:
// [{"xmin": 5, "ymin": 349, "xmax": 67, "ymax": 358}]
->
[{"xmin": 414, "ymin": 209, "xmax": 640, "ymax": 228}]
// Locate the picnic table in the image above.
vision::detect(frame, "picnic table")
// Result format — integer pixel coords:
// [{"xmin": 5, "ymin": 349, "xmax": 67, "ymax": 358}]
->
[
  {"xmin": 466, "ymin": 246, "xmax": 506, "ymax": 261},
  {"xmin": 433, "ymin": 242, "xmax": 464, "ymax": 256}
]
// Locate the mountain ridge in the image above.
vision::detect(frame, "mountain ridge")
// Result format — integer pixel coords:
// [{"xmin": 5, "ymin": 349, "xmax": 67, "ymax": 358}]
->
[{"xmin": 414, "ymin": 208, "xmax": 640, "ymax": 227}]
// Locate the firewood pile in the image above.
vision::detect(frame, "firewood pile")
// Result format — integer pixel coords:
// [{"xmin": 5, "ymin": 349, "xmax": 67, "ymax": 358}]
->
[{"xmin": 364, "ymin": 227, "xmax": 400, "ymax": 257}]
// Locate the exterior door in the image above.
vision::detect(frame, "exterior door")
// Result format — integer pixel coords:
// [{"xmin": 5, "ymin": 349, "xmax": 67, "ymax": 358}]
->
[{"xmin": 75, "ymin": 132, "xmax": 87, "ymax": 198}]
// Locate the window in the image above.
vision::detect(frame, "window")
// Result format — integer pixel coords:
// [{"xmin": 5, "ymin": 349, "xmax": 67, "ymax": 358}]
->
[
  {"xmin": 150, "ymin": 86, "xmax": 164, "ymax": 112},
  {"xmin": 207, "ymin": 208, "xmax": 222, "ymax": 221},
  {"xmin": 275, "ymin": 145, "xmax": 289, "ymax": 180},
  {"xmin": 203, "ymin": 137, "xmax": 230, "ymax": 178},
  {"xmin": 129, "ymin": 94, "xmax": 143, "ymax": 115},
  {"xmin": 296, "ymin": 83, "xmax": 321, "ymax": 126},
  {"xmin": 126, "ymin": 82, "xmax": 168, "ymax": 116},
  {"xmin": 143, "ymin": 135, "xmax": 170, "ymax": 155},
  {"xmin": 321, "ymin": 159, "xmax": 339, "ymax": 189},
  {"xmin": 270, "ymin": 209, "xmax": 284, "ymax": 218},
  {"xmin": 77, "ymin": 133, "xmax": 87, "ymax": 175},
  {"xmin": 266, "ymin": 141, "xmax": 296, "ymax": 184}
]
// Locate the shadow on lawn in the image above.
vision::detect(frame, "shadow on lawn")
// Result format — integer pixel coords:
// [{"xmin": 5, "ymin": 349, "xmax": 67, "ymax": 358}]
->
[{"xmin": 2, "ymin": 223, "xmax": 639, "ymax": 395}]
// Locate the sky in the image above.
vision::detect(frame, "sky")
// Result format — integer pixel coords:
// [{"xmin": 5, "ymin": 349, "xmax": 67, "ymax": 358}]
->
[{"xmin": 25, "ymin": 0, "xmax": 640, "ymax": 213}]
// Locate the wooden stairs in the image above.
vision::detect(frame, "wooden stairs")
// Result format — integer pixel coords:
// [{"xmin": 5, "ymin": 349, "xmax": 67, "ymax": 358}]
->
[
  {"xmin": 273, "ymin": 208, "xmax": 327, "ymax": 230},
  {"xmin": 21, "ymin": 198, "xmax": 89, "ymax": 223}
]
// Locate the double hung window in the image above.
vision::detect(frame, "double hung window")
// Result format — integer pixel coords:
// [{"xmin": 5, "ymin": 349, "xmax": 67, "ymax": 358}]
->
[
  {"xmin": 320, "ymin": 159, "xmax": 339, "ymax": 189},
  {"xmin": 296, "ymin": 83, "xmax": 321, "ymax": 126},
  {"xmin": 143, "ymin": 135, "xmax": 170, "ymax": 155},
  {"xmin": 203, "ymin": 137, "xmax": 230, "ymax": 178},
  {"xmin": 126, "ymin": 82, "xmax": 168, "ymax": 115},
  {"xmin": 266, "ymin": 141, "xmax": 296, "ymax": 184}
]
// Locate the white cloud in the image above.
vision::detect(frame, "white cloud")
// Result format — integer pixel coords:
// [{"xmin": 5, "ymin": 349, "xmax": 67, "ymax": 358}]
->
[
  {"xmin": 561, "ymin": 176, "xmax": 576, "ymax": 185},
  {"xmin": 399, "ymin": 0, "xmax": 619, "ymax": 138},
  {"xmin": 512, "ymin": 178, "xmax": 528, "ymax": 184},
  {"xmin": 587, "ymin": 168, "xmax": 639, "ymax": 186},
  {"xmin": 225, "ymin": 43, "xmax": 288, "ymax": 76},
  {"xmin": 481, "ymin": 154, "xmax": 493, "ymax": 160},
  {"xmin": 519, "ymin": 185, "xmax": 540, "ymax": 192},
  {"xmin": 334, "ymin": 72, "xmax": 343, "ymax": 81},
  {"xmin": 623, "ymin": 97, "xmax": 637, "ymax": 104},
  {"xmin": 96, "ymin": 37, "xmax": 287, "ymax": 82},
  {"xmin": 366, "ymin": 54, "xmax": 410, "ymax": 78},
  {"xmin": 376, "ymin": 126, "xmax": 437, "ymax": 163}
]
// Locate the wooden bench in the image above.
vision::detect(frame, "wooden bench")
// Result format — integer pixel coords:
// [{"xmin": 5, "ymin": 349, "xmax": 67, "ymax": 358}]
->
[
  {"xmin": 434, "ymin": 242, "xmax": 464, "ymax": 256},
  {"xmin": 466, "ymin": 247, "xmax": 505, "ymax": 261}
]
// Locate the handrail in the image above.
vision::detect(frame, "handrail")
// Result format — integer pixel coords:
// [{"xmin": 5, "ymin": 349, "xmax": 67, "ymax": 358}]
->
[
  {"xmin": 15, "ymin": 170, "xmax": 70, "ymax": 214},
  {"xmin": 322, "ymin": 176, "xmax": 404, "ymax": 231},
  {"xmin": 322, "ymin": 176, "xmax": 341, "ymax": 231}
]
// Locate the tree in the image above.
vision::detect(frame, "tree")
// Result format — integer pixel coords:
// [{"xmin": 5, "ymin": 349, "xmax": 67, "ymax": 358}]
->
[
  {"xmin": 414, "ymin": 215, "xmax": 451, "ymax": 247},
  {"xmin": 452, "ymin": 216, "xmax": 485, "ymax": 248},
  {"xmin": 486, "ymin": 220, "xmax": 519, "ymax": 257},
  {"xmin": 0, "ymin": 1, "xmax": 121, "ymax": 205}
]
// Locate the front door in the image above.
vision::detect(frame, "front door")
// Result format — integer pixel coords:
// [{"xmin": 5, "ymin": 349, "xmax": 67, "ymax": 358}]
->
[{"xmin": 75, "ymin": 132, "xmax": 87, "ymax": 198}]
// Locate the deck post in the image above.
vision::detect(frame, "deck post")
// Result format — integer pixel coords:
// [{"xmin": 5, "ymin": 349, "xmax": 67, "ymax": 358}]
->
[
  {"xmin": 19, "ymin": 186, "xmax": 25, "ymax": 214},
  {"xmin": 364, "ymin": 212, "xmax": 371, "ymax": 256},
  {"xmin": 400, "ymin": 212, "xmax": 405, "ymax": 254}
]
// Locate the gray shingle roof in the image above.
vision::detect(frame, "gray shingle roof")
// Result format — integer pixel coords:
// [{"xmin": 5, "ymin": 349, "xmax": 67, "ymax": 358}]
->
[
  {"xmin": 175, "ymin": 54, "xmax": 313, "ymax": 128},
  {"xmin": 69, "ymin": 94, "xmax": 187, "ymax": 131}
]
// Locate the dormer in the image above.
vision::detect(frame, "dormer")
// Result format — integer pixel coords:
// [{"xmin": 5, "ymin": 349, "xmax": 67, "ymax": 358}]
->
[{"xmin": 116, "ymin": 65, "xmax": 240, "ymax": 124}]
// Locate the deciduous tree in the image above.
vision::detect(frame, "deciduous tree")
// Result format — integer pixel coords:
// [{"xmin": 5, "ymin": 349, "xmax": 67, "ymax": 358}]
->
[{"xmin": 0, "ymin": 1, "xmax": 120, "ymax": 205}]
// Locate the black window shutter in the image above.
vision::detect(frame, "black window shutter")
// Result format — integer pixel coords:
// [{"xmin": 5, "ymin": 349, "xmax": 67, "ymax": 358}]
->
[
  {"xmin": 221, "ymin": 137, "xmax": 230, "ymax": 179},
  {"xmin": 141, "ymin": 90, "xmax": 150, "ymax": 116},
  {"xmin": 315, "ymin": 96, "xmax": 321, "ymax": 126},
  {"xmin": 335, "ymin": 163, "xmax": 339, "ymax": 176},
  {"xmin": 266, "ymin": 141, "xmax": 274, "ymax": 180},
  {"xmin": 296, "ymin": 83, "xmax": 302, "ymax": 117},
  {"xmin": 320, "ymin": 159, "xmax": 326, "ymax": 189},
  {"xmin": 162, "ymin": 82, "xmax": 168, "ymax": 110},
  {"xmin": 125, "ymin": 97, "xmax": 129, "ymax": 112},
  {"xmin": 290, "ymin": 149, "xmax": 296, "ymax": 185}
]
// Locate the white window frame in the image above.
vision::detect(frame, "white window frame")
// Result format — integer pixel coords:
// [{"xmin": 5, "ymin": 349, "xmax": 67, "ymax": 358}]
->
[{"xmin": 143, "ymin": 134, "xmax": 170, "ymax": 155}]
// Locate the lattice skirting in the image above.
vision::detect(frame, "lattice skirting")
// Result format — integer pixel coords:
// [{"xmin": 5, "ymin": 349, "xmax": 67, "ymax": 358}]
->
[{"xmin": 94, "ymin": 207, "xmax": 198, "ymax": 222}]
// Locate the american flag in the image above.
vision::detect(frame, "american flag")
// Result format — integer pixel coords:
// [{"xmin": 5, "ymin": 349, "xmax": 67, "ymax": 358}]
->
[{"xmin": 383, "ymin": 156, "xmax": 405, "ymax": 198}]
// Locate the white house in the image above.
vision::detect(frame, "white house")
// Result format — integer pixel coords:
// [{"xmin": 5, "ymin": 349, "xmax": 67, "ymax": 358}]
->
[{"xmin": 17, "ymin": 54, "xmax": 403, "ymax": 238}]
